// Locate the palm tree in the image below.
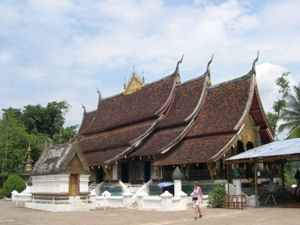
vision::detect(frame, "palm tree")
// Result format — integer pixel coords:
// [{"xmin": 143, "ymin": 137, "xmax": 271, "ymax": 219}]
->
[{"xmin": 278, "ymin": 84, "xmax": 300, "ymax": 138}]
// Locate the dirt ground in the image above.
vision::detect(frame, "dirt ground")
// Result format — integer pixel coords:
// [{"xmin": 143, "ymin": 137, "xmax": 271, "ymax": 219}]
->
[{"xmin": 0, "ymin": 200, "xmax": 299, "ymax": 225}]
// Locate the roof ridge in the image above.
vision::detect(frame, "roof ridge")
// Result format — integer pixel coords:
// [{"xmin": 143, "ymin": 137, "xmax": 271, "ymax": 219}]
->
[
  {"xmin": 98, "ymin": 73, "xmax": 177, "ymax": 102},
  {"xmin": 177, "ymin": 73, "xmax": 207, "ymax": 86},
  {"xmin": 208, "ymin": 71, "xmax": 254, "ymax": 89}
]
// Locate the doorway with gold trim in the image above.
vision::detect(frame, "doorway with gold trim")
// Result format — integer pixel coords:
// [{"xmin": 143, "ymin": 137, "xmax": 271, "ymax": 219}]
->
[{"xmin": 69, "ymin": 173, "xmax": 79, "ymax": 196}]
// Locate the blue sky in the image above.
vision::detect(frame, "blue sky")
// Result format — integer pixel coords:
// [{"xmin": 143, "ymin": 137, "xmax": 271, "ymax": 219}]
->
[{"xmin": 0, "ymin": 0, "xmax": 299, "ymax": 128}]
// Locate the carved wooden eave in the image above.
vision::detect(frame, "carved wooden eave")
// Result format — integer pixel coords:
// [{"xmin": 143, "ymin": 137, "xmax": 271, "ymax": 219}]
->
[
  {"xmin": 76, "ymin": 110, "xmax": 97, "ymax": 138},
  {"xmin": 209, "ymin": 72, "xmax": 256, "ymax": 161},
  {"xmin": 123, "ymin": 70, "xmax": 145, "ymax": 95},
  {"xmin": 159, "ymin": 74, "xmax": 209, "ymax": 155},
  {"xmin": 154, "ymin": 56, "xmax": 184, "ymax": 116},
  {"xmin": 233, "ymin": 72, "xmax": 255, "ymax": 131},
  {"xmin": 157, "ymin": 56, "xmax": 214, "ymax": 155},
  {"xmin": 252, "ymin": 84, "xmax": 275, "ymax": 138},
  {"xmin": 210, "ymin": 73, "xmax": 272, "ymax": 162}
]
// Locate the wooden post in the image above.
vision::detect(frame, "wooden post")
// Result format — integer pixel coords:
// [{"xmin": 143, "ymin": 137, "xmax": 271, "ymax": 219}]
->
[
  {"xmin": 281, "ymin": 161, "xmax": 285, "ymax": 190},
  {"xmin": 254, "ymin": 163, "xmax": 258, "ymax": 208}
]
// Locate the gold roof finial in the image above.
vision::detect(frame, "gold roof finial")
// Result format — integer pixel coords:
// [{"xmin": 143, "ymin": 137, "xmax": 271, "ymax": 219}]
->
[
  {"xmin": 124, "ymin": 65, "xmax": 145, "ymax": 95},
  {"xmin": 24, "ymin": 145, "xmax": 32, "ymax": 173}
]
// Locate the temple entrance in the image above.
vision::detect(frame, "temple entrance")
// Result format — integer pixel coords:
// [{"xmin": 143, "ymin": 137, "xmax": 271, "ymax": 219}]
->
[
  {"xmin": 69, "ymin": 173, "xmax": 79, "ymax": 196},
  {"xmin": 144, "ymin": 161, "xmax": 151, "ymax": 182},
  {"xmin": 96, "ymin": 166, "xmax": 104, "ymax": 183},
  {"xmin": 121, "ymin": 162, "xmax": 129, "ymax": 183}
]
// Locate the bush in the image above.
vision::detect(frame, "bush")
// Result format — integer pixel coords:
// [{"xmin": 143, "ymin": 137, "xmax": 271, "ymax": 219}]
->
[
  {"xmin": 0, "ymin": 174, "xmax": 26, "ymax": 198},
  {"xmin": 208, "ymin": 187, "xmax": 227, "ymax": 208}
]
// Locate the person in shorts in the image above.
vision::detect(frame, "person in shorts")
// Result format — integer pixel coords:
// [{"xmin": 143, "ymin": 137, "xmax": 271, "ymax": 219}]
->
[{"xmin": 192, "ymin": 181, "xmax": 203, "ymax": 219}]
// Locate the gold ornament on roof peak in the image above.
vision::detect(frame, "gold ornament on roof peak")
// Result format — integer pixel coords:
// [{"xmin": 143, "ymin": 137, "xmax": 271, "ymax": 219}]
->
[
  {"xmin": 24, "ymin": 144, "xmax": 32, "ymax": 173},
  {"xmin": 124, "ymin": 65, "xmax": 145, "ymax": 95}
]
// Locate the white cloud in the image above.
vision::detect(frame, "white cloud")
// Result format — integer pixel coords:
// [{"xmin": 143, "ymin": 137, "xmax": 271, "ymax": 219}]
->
[
  {"xmin": 18, "ymin": 67, "xmax": 44, "ymax": 81},
  {"xmin": 0, "ymin": 0, "xmax": 299, "ymax": 126},
  {"xmin": 256, "ymin": 63, "xmax": 297, "ymax": 113},
  {"xmin": 0, "ymin": 51, "xmax": 12, "ymax": 64}
]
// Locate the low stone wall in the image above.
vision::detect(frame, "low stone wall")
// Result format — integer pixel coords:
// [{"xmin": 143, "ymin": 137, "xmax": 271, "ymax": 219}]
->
[{"xmin": 91, "ymin": 190, "xmax": 188, "ymax": 211}]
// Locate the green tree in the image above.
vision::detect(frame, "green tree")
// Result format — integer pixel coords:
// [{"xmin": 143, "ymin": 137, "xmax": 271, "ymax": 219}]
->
[
  {"xmin": 21, "ymin": 101, "xmax": 70, "ymax": 138},
  {"xmin": 52, "ymin": 125, "xmax": 78, "ymax": 144},
  {"xmin": 0, "ymin": 174, "xmax": 25, "ymax": 198},
  {"xmin": 0, "ymin": 111, "xmax": 39, "ymax": 174},
  {"xmin": 0, "ymin": 101, "xmax": 76, "ymax": 176},
  {"xmin": 278, "ymin": 84, "xmax": 300, "ymax": 138},
  {"xmin": 267, "ymin": 71, "xmax": 291, "ymax": 133}
]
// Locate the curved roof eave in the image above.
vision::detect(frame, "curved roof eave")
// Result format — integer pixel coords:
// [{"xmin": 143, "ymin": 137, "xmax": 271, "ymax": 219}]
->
[{"xmin": 159, "ymin": 74, "xmax": 209, "ymax": 155}]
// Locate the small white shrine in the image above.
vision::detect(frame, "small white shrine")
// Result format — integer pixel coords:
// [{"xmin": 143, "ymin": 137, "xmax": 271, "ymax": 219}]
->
[{"xmin": 24, "ymin": 139, "xmax": 94, "ymax": 211}]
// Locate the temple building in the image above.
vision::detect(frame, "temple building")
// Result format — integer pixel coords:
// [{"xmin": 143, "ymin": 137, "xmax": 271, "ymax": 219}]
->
[{"xmin": 77, "ymin": 56, "xmax": 273, "ymax": 185}]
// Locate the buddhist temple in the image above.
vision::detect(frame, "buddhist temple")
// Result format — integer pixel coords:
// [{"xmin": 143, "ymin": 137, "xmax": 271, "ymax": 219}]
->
[{"xmin": 77, "ymin": 55, "xmax": 273, "ymax": 185}]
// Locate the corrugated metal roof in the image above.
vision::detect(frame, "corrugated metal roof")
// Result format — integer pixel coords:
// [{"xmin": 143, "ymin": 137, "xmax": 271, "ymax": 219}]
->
[{"xmin": 226, "ymin": 138, "xmax": 300, "ymax": 162}]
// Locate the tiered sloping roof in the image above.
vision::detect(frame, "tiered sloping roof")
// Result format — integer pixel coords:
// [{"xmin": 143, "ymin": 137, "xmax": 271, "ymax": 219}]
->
[
  {"xmin": 78, "ymin": 57, "xmax": 273, "ymax": 166},
  {"xmin": 32, "ymin": 140, "xmax": 89, "ymax": 175}
]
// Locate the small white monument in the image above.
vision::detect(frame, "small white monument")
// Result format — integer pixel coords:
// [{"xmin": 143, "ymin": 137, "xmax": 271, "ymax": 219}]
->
[{"xmin": 25, "ymin": 139, "xmax": 94, "ymax": 211}]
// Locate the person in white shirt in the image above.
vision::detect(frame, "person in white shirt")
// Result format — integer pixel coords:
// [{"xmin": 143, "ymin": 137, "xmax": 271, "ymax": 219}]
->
[{"xmin": 192, "ymin": 181, "xmax": 203, "ymax": 219}]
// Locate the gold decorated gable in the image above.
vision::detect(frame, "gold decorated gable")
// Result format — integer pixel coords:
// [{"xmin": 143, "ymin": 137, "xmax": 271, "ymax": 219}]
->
[
  {"xmin": 238, "ymin": 114, "xmax": 260, "ymax": 147},
  {"xmin": 67, "ymin": 154, "xmax": 83, "ymax": 173},
  {"xmin": 124, "ymin": 69, "xmax": 144, "ymax": 95}
]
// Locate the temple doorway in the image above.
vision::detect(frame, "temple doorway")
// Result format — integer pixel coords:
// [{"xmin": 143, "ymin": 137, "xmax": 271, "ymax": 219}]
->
[
  {"xmin": 144, "ymin": 161, "xmax": 151, "ymax": 182},
  {"xmin": 121, "ymin": 162, "xmax": 129, "ymax": 183},
  {"xmin": 96, "ymin": 166, "xmax": 104, "ymax": 183},
  {"xmin": 69, "ymin": 173, "xmax": 79, "ymax": 196}
]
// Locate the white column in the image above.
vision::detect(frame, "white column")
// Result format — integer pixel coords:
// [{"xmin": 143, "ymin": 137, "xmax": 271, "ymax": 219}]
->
[
  {"xmin": 234, "ymin": 179, "xmax": 242, "ymax": 195},
  {"xmin": 123, "ymin": 191, "xmax": 133, "ymax": 208},
  {"xmin": 174, "ymin": 180, "xmax": 181, "ymax": 196},
  {"xmin": 160, "ymin": 191, "xmax": 173, "ymax": 211},
  {"xmin": 137, "ymin": 191, "xmax": 148, "ymax": 209},
  {"xmin": 112, "ymin": 164, "xmax": 118, "ymax": 181},
  {"xmin": 80, "ymin": 174, "xmax": 90, "ymax": 193}
]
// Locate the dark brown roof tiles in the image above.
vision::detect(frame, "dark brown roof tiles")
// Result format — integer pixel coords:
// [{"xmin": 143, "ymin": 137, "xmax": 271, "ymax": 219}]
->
[
  {"xmin": 83, "ymin": 75, "xmax": 176, "ymax": 134},
  {"xmin": 79, "ymin": 120, "xmax": 155, "ymax": 153},
  {"xmin": 157, "ymin": 76, "xmax": 205, "ymax": 128},
  {"xmin": 187, "ymin": 74, "xmax": 252, "ymax": 137},
  {"xmin": 154, "ymin": 134, "xmax": 234, "ymax": 165},
  {"xmin": 131, "ymin": 126, "xmax": 185, "ymax": 157}
]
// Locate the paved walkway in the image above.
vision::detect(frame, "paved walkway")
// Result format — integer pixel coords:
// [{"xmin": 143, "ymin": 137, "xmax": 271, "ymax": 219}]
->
[{"xmin": 0, "ymin": 200, "xmax": 300, "ymax": 225}]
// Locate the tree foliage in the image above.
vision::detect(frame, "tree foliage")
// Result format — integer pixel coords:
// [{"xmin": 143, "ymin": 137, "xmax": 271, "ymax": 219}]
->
[
  {"xmin": 278, "ymin": 84, "xmax": 300, "ymax": 138},
  {"xmin": 0, "ymin": 101, "xmax": 77, "ymax": 178},
  {"xmin": 266, "ymin": 72, "xmax": 291, "ymax": 133},
  {"xmin": 208, "ymin": 187, "xmax": 227, "ymax": 208},
  {"xmin": 0, "ymin": 174, "xmax": 26, "ymax": 198}
]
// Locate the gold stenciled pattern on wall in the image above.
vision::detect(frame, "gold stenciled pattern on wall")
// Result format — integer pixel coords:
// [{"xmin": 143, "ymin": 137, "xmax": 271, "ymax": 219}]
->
[
  {"xmin": 238, "ymin": 114, "xmax": 260, "ymax": 147},
  {"xmin": 124, "ymin": 66, "xmax": 145, "ymax": 95}
]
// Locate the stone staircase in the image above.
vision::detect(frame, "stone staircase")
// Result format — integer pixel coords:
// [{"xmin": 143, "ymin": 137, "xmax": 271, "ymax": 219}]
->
[
  {"xmin": 88, "ymin": 182, "xmax": 98, "ymax": 191},
  {"xmin": 125, "ymin": 184, "xmax": 143, "ymax": 195}
]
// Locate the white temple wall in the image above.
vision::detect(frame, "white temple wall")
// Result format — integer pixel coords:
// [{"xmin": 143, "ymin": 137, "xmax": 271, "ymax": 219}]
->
[
  {"xmin": 31, "ymin": 174, "xmax": 69, "ymax": 194},
  {"xmin": 79, "ymin": 174, "xmax": 90, "ymax": 193}
]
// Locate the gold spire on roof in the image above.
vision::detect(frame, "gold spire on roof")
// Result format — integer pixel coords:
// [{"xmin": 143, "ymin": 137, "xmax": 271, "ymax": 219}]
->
[
  {"xmin": 123, "ymin": 65, "xmax": 145, "ymax": 95},
  {"xmin": 24, "ymin": 145, "xmax": 32, "ymax": 173}
]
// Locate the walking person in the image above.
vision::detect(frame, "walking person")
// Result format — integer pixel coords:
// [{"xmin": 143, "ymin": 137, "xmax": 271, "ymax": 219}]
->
[{"xmin": 192, "ymin": 182, "xmax": 203, "ymax": 220}]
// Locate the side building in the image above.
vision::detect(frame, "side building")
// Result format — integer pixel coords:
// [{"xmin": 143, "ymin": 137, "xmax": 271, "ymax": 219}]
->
[{"xmin": 77, "ymin": 57, "xmax": 273, "ymax": 185}]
